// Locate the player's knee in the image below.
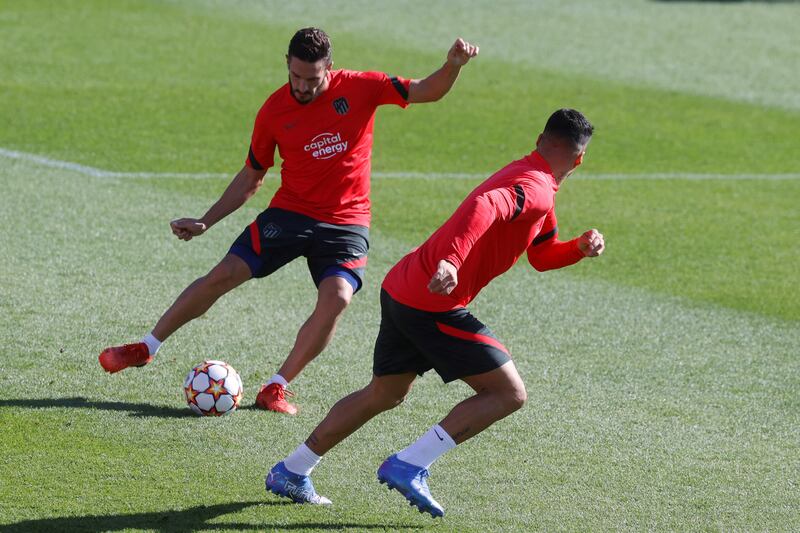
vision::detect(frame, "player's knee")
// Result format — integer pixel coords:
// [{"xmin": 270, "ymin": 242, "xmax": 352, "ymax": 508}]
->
[
  {"xmin": 319, "ymin": 280, "xmax": 353, "ymax": 314},
  {"xmin": 201, "ymin": 269, "xmax": 233, "ymax": 292},
  {"xmin": 200, "ymin": 263, "xmax": 243, "ymax": 294},
  {"xmin": 367, "ymin": 382, "xmax": 408, "ymax": 411},
  {"xmin": 500, "ymin": 385, "xmax": 527, "ymax": 414},
  {"xmin": 331, "ymin": 287, "xmax": 352, "ymax": 310},
  {"xmin": 376, "ymin": 389, "xmax": 406, "ymax": 411}
]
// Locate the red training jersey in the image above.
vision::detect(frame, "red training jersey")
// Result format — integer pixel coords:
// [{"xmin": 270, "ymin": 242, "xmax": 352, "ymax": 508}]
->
[
  {"xmin": 246, "ymin": 69, "xmax": 410, "ymax": 226},
  {"xmin": 382, "ymin": 151, "xmax": 587, "ymax": 312}
]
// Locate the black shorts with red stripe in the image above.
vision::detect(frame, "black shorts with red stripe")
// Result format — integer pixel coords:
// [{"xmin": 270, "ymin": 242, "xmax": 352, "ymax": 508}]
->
[
  {"xmin": 373, "ymin": 289, "xmax": 511, "ymax": 383},
  {"xmin": 228, "ymin": 208, "xmax": 369, "ymax": 292}
]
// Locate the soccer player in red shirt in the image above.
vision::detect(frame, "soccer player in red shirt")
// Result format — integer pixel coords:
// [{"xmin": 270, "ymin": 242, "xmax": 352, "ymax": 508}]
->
[
  {"xmin": 98, "ymin": 28, "xmax": 479, "ymax": 415},
  {"xmin": 265, "ymin": 109, "xmax": 605, "ymax": 515}
]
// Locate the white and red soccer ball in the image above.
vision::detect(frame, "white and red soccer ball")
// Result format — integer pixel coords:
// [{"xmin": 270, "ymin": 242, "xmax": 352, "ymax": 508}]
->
[{"xmin": 184, "ymin": 360, "xmax": 243, "ymax": 416}]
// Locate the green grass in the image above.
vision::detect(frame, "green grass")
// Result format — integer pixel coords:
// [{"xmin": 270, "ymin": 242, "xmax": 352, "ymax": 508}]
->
[{"xmin": 1, "ymin": 0, "xmax": 799, "ymax": 531}]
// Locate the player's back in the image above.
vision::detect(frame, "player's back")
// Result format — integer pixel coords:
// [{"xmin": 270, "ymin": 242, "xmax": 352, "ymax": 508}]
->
[{"xmin": 383, "ymin": 151, "xmax": 558, "ymax": 312}]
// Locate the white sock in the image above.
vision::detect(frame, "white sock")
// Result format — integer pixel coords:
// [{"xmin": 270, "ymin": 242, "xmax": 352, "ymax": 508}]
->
[
  {"xmin": 141, "ymin": 333, "xmax": 162, "ymax": 356},
  {"xmin": 283, "ymin": 443, "xmax": 322, "ymax": 476},
  {"xmin": 396, "ymin": 424, "xmax": 457, "ymax": 469},
  {"xmin": 267, "ymin": 374, "xmax": 289, "ymax": 388}
]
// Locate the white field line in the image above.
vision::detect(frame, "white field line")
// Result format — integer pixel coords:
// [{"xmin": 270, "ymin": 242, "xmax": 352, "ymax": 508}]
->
[
  {"xmin": 3, "ymin": 147, "xmax": 800, "ymax": 181},
  {"xmin": 0, "ymin": 148, "xmax": 227, "ymax": 179}
]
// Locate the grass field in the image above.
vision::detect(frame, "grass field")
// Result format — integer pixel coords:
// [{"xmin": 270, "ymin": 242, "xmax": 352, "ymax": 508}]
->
[{"xmin": 1, "ymin": 1, "xmax": 799, "ymax": 531}]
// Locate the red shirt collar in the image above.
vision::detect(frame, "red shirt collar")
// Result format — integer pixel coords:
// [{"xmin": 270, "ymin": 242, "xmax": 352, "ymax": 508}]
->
[{"xmin": 526, "ymin": 151, "xmax": 558, "ymax": 190}]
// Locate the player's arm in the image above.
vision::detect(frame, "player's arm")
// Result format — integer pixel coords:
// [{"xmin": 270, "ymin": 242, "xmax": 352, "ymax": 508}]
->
[
  {"xmin": 170, "ymin": 165, "xmax": 267, "ymax": 241},
  {"xmin": 407, "ymin": 38, "xmax": 479, "ymax": 103},
  {"xmin": 428, "ymin": 187, "xmax": 516, "ymax": 295},
  {"xmin": 527, "ymin": 210, "xmax": 604, "ymax": 271}
]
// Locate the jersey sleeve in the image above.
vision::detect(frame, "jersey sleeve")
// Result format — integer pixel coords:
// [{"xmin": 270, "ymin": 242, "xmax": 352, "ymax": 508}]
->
[
  {"xmin": 441, "ymin": 187, "xmax": 519, "ymax": 270},
  {"xmin": 526, "ymin": 208, "xmax": 585, "ymax": 271},
  {"xmin": 245, "ymin": 104, "xmax": 276, "ymax": 171},
  {"xmin": 358, "ymin": 71, "xmax": 410, "ymax": 108}
]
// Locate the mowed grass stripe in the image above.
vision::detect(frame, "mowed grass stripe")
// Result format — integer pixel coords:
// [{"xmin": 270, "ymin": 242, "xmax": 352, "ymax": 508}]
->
[
  {"xmin": 1, "ymin": 160, "xmax": 798, "ymax": 530},
  {"xmin": 2, "ymin": 0, "xmax": 799, "ymax": 529},
  {"xmin": 191, "ymin": 0, "xmax": 800, "ymax": 111},
  {"xmin": 5, "ymin": 146, "xmax": 800, "ymax": 181},
  {"xmin": 2, "ymin": 1, "xmax": 800, "ymax": 176},
  {"xmin": 3, "ymin": 144, "xmax": 799, "ymax": 321}
]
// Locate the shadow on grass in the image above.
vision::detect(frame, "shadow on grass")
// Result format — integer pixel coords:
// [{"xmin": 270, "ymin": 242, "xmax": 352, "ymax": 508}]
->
[
  {"xmin": 0, "ymin": 501, "xmax": 423, "ymax": 532},
  {"xmin": 0, "ymin": 397, "xmax": 191, "ymax": 418}
]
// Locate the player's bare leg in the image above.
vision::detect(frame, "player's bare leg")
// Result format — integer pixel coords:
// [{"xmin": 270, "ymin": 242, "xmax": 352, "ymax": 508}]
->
[
  {"xmin": 377, "ymin": 361, "xmax": 526, "ymax": 517},
  {"xmin": 151, "ymin": 254, "xmax": 253, "ymax": 341},
  {"xmin": 438, "ymin": 360, "xmax": 527, "ymax": 443},
  {"xmin": 304, "ymin": 373, "xmax": 416, "ymax": 454},
  {"xmin": 99, "ymin": 254, "xmax": 252, "ymax": 373},
  {"xmin": 256, "ymin": 275, "xmax": 354, "ymax": 414},
  {"xmin": 266, "ymin": 373, "xmax": 415, "ymax": 503}
]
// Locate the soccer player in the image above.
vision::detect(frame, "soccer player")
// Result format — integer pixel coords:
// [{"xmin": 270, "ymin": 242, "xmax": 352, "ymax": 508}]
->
[
  {"xmin": 98, "ymin": 28, "xmax": 479, "ymax": 414},
  {"xmin": 265, "ymin": 109, "xmax": 605, "ymax": 516}
]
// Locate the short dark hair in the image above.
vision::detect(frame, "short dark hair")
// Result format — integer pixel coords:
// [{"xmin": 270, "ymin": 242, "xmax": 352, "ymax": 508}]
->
[
  {"xmin": 288, "ymin": 27, "xmax": 332, "ymax": 63},
  {"xmin": 543, "ymin": 108, "xmax": 594, "ymax": 147}
]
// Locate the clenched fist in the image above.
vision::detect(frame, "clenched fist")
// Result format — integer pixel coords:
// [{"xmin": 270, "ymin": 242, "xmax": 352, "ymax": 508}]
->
[
  {"xmin": 447, "ymin": 38, "xmax": 479, "ymax": 67},
  {"xmin": 170, "ymin": 218, "xmax": 207, "ymax": 241},
  {"xmin": 577, "ymin": 229, "xmax": 604, "ymax": 257},
  {"xmin": 428, "ymin": 259, "xmax": 459, "ymax": 295}
]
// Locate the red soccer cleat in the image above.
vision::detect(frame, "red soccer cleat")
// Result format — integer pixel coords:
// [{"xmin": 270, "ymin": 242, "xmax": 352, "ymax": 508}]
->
[
  {"xmin": 98, "ymin": 342, "xmax": 152, "ymax": 374},
  {"xmin": 256, "ymin": 383, "xmax": 298, "ymax": 415}
]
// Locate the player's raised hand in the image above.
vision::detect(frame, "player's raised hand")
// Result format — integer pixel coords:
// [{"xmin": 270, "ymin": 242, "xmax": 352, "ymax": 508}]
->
[
  {"xmin": 577, "ymin": 229, "xmax": 605, "ymax": 257},
  {"xmin": 447, "ymin": 38, "xmax": 479, "ymax": 67},
  {"xmin": 428, "ymin": 259, "xmax": 459, "ymax": 295},
  {"xmin": 170, "ymin": 218, "xmax": 207, "ymax": 241}
]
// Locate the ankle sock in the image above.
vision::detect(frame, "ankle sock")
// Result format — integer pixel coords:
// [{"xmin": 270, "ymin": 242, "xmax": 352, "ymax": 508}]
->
[
  {"xmin": 267, "ymin": 374, "xmax": 289, "ymax": 388},
  {"xmin": 396, "ymin": 424, "xmax": 456, "ymax": 469},
  {"xmin": 141, "ymin": 333, "xmax": 162, "ymax": 356},
  {"xmin": 283, "ymin": 443, "xmax": 322, "ymax": 476}
]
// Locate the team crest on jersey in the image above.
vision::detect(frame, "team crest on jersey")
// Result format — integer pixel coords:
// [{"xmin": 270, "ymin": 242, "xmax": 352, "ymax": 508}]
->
[
  {"xmin": 332, "ymin": 97, "xmax": 349, "ymax": 115},
  {"xmin": 263, "ymin": 223, "xmax": 281, "ymax": 239}
]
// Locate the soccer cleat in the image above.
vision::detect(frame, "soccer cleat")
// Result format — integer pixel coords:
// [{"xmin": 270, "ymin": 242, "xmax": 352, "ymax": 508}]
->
[
  {"xmin": 98, "ymin": 342, "xmax": 152, "ymax": 374},
  {"xmin": 255, "ymin": 383, "xmax": 298, "ymax": 415},
  {"xmin": 265, "ymin": 461, "xmax": 331, "ymax": 505},
  {"xmin": 377, "ymin": 454, "xmax": 444, "ymax": 518}
]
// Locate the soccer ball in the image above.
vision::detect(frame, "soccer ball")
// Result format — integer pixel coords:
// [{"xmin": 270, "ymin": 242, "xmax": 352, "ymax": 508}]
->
[{"xmin": 183, "ymin": 360, "xmax": 243, "ymax": 416}]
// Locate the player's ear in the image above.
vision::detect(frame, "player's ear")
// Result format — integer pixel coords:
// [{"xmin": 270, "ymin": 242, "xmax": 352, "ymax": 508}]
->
[
  {"xmin": 574, "ymin": 152, "xmax": 584, "ymax": 167},
  {"xmin": 535, "ymin": 133, "xmax": 543, "ymax": 148}
]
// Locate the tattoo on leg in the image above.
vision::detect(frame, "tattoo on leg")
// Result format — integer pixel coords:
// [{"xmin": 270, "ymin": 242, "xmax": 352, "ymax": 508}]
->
[{"xmin": 306, "ymin": 432, "xmax": 320, "ymax": 447}]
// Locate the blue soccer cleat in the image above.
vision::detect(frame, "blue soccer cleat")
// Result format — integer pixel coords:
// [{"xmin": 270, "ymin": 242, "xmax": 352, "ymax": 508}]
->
[
  {"xmin": 265, "ymin": 461, "xmax": 332, "ymax": 505},
  {"xmin": 377, "ymin": 454, "xmax": 444, "ymax": 518}
]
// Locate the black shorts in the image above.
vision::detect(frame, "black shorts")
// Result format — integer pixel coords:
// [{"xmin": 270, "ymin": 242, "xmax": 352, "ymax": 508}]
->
[
  {"xmin": 373, "ymin": 289, "xmax": 512, "ymax": 383},
  {"xmin": 228, "ymin": 208, "xmax": 369, "ymax": 292}
]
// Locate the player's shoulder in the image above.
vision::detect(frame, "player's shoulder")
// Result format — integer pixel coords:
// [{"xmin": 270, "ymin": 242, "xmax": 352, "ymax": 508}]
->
[
  {"xmin": 489, "ymin": 157, "xmax": 552, "ymax": 189},
  {"xmin": 515, "ymin": 154, "xmax": 557, "ymax": 194},
  {"xmin": 517, "ymin": 173, "xmax": 555, "ymax": 215},
  {"xmin": 336, "ymin": 69, "xmax": 389, "ymax": 84},
  {"xmin": 494, "ymin": 159, "xmax": 556, "ymax": 214}
]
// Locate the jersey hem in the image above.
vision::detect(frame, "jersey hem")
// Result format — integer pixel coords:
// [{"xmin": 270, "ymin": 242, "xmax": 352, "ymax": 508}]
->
[{"xmin": 381, "ymin": 283, "xmax": 467, "ymax": 313}]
